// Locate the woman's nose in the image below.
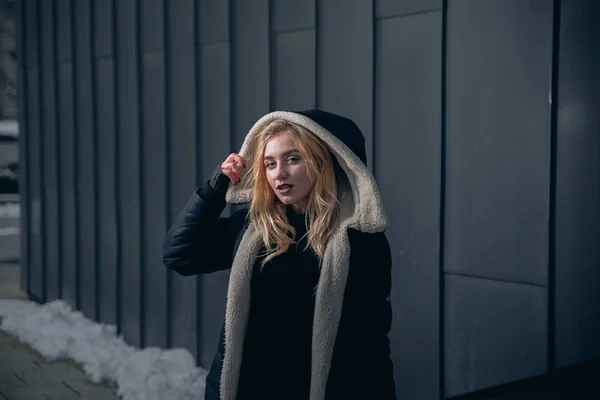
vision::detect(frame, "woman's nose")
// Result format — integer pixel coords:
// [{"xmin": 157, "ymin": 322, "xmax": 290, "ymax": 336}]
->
[{"xmin": 274, "ymin": 165, "xmax": 288, "ymax": 179}]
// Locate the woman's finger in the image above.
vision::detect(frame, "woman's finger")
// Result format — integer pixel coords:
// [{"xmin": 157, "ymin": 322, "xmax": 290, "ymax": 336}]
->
[
  {"xmin": 223, "ymin": 162, "xmax": 242, "ymax": 181},
  {"xmin": 224, "ymin": 153, "xmax": 242, "ymax": 167},
  {"xmin": 232, "ymin": 167, "xmax": 241, "ymax": 183},
  {"xmin": 221, "ymin": 153, "xmax": 245, "ymax": 184},
  {"xmin": 223, "ymin": 167, "xmax": 239, "ymax": 184},
  {"xmin": 220, "ymin": 161, "xmax": 238, "ymax": 180},
  {"xmin": 223, "ymin": 154, "xmax": 246, "ymax": 171},
  {"xmin": 229, "ymin": 154, "xmax": 246, "ymax": 169},
  {"xmin": 230, "ymin": 161, "xmax": 245, "ymax": 182}
]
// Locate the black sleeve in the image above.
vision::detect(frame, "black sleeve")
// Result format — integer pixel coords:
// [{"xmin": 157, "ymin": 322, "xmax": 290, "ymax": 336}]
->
[
  {"xmin": 326, "ymin": 230, "xmax": 397, "ymax": 399},
  {"xmin": 162, "ymin": 176, "xmax": 248, "ymax": 276}
]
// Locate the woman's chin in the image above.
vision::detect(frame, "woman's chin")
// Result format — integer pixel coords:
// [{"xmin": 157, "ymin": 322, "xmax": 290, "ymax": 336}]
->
[
  {"xmin": 276, "ymin": 196, "xmax": 295, "ymax": 205},
  {"xmin": 274, "ymin": 192, "xmax": 310, "ymax": 211}
]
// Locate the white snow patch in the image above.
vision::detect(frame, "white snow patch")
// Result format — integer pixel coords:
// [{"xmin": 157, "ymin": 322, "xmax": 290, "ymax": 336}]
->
[
  {"xmin": 0, "ymin": 202, "xmax": 19, "ymax": 218},
  {"xmin": 0, "ymin": 299, "xmax": 207, "ymax": 400}
]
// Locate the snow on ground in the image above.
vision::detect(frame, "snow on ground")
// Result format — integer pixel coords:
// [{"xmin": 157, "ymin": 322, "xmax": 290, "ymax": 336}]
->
[
  {"xmin": 0, "ymin": 299, "xmax": 208, "ymax": 400},
  {"xmin": 0, "ymin": 202, "xmax": 19, "ymax": 218}
]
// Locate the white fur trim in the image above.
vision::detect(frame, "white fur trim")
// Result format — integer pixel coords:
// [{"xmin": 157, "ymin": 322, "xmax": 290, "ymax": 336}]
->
[
  {"xmin": 219, "ymin": 224, "xmax": 262, "ymax": 400},
  {"xmin": 219, "ymin": 111, "xmax": 389, "ymax": 400}
]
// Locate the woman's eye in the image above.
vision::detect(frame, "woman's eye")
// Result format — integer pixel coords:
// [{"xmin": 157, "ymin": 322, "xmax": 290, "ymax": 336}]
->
[
  {"xmin": 265, "ymin": 162, "xmax": 275, "ymax": 168},
  {"xmin": 287, "ymin": 157, "xmax": 299, "ymax": 163}
]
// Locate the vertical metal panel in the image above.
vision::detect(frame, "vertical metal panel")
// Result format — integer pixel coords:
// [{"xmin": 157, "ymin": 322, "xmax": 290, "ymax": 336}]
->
[
  {"xmin": 24, "ymin": 0, "xmax": 44, "ymax": 300},
  {"xmin": 93, "ymin": 0, "xmax": 113, "ymax": 57},
  {"xmin": 26, "ymin": 67, "xmax": 43, "ymax": 300},
  {"xmin": 375, "ymin": 0, "xmax": 442, "ymax": 19},
  {"xmin": 24, "ymin": 0, "xmax": 38, "ymax": 69},
  {"xmin": 57, "ymin": 63, "xmax": 77, "ymax": 307},
  {"xmin": 197, "ymin": 0, "xmax": 234, "ymax": 369},
  {"xmin": 94, "ymin": 0, "xmax": 118, "ymax": 328},
  {"xmin": 273, "ymin": 0, "xmax": 316, "ymax": 111},
  {"xmin": 57, "ymin": 0, "xmax": 77, "ymax": 306},
  {"xmin": 56, "ymin": 0, "xmax": 72, "ymax": 63},
  {"xmin": 166, "ymin": 0, "xmax": 198, "ymax": 357},
  {"xmin": 40, "ymin": 0, "xmax": 61, "ymax": 302},
  {"xmin": 95, "ymin": 57, "xmax": 119, "ymax": 327},
  {"xmin": 140, "ymin": 0, "xmax": 168, "ymax": 346},
  {"xmin": 273, "ymin": 30, "xmax": 316, "ymax": 110},
  {"xmin": 445, "ymin": 275, "xmax": 548, "ymax": 397},
  {"xmin": 444, "ymin": 0, "xmax": 553, "ymax": 284},
  {"xmin": 231, "ymin": 0, "xmax": 270, "ymax": 150},
  {"xmin": 141, "ymin": 52, "xmax": 168, "ymax": 347},
  {"xmin": 17, "ymin": 0, "xmax": 30, "ymax": 293},
  {"xmin": 198, "ymin": 44, "xmax": 231, "ymax": 196},
  {"xmin": 116, "ymin": 0, "xmax": 142, "ymax": 348},
  {"xmin": 56, "ymin": 0, "xmax": 78, "ymax": 307},
  {"xmin": 272, "ymin": 0, "xmax": 315, "ymax": 32},
  {"xmin": 140, "ymin": 0, "xmax": 164, "ymax": 52},
  {"xmin": 198, "ymin": 41, "xmax": 231, "ymax": 367},
  {"xmin": 555, "ymin": 0, "xmax": 600, "ymax": 368},
  {"xmin": 374, "ymin": 12, "xmax": 442, "ymax": 400},
  {"xmin": 74, "ymin": 0, "xmax": 98, "ymax": 319},
  {"xmin": 317, "ymin": 0, "xmax": 373, "ymax": 170},
  {"xmin": 198, "ymin": 0, "xmax": 228, "ymax": 44}
]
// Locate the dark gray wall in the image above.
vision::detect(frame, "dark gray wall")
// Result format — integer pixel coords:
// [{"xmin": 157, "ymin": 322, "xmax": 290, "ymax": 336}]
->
[
  {"xmin": 375, "ymin": 2, "xmax": 443, "ymax": 398},
  {"xmin": 197, "ymin": 0, "xmax": 231, "ymax": 368},
  {"xmin": 74, "ymin": 0, "xmax": 98, "ymax": 321},
  {"xmin": 554, "ymin": 0, "xmax": 600, "ymax": 369},
  {"xmin": 16, "ymin": 0, "xmax": 600, "ymax": 399},
  {"xmin": 444, "ymin": 0, "xmax": 553, "ymax": 395},
  {"xmin": 56, "ymin": 0, "xmax": 77, "ymax": 312},
  {"xmin": 115, "ymin": 0, "xmax": 142, "ymax": 349}
]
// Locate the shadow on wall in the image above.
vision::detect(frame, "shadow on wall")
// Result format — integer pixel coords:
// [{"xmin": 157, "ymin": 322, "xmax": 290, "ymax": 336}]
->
[{"xmin": 450, "ymin": 358, "xmax": 600, "ymax": 400}]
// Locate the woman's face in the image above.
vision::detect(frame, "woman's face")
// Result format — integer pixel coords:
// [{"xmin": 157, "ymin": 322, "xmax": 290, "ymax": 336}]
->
[{"xmin": 263, "ymin": 131, "xmax": 315, "ymax": 212}]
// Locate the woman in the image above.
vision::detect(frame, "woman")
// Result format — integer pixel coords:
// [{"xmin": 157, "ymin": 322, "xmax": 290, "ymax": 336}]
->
[{"xmin": 163, "ymin": 109, "xmax": 396, "ymax": 400}]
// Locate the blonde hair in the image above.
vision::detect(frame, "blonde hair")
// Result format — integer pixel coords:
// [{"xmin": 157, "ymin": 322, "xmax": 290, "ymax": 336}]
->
[{"xmin": 246, "ymin": 119, "xmax": 340, "ymax": 264}]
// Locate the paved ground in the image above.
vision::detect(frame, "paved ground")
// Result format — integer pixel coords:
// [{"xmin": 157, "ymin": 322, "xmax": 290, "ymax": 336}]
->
[
  {"xmin": 0, "ymin": 263, "xmax": 120, "ymax": 399},
  {"xmin": 0, "ymin": 330, "xmax": 119, "ymax": 400}
]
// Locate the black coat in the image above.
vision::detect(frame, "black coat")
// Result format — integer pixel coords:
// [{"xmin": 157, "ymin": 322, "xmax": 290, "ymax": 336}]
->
[{"xmin": 163, "ymin": 110, "xmax": 396, "ymax": 399}]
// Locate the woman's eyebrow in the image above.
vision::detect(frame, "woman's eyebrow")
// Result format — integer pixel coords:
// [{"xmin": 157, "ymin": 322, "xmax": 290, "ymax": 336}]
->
[{"xmin": 264, "ymin": 149, "xmax": 300, "ymax": 160}]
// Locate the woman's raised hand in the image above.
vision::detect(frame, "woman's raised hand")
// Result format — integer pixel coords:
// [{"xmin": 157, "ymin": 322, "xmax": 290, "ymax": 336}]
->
[{"xmin": 220, "ymin": 153, "xmax": 246, "ymax": 185}]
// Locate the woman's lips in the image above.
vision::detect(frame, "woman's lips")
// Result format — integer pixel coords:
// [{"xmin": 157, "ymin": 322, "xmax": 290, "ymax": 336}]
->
[{"xmin": 277, "ymin": 184, "xmax": 293, "ymax": 194}]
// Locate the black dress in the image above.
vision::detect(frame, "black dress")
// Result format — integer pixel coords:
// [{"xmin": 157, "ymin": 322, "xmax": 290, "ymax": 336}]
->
[{"xmin": 236, "ymin": 207, "xmax": 320, "ymax": 400}]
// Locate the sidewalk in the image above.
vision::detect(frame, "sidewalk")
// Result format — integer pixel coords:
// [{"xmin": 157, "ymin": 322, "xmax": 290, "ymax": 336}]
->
[
  {"xmin": 0, "ymin": 263, "xmax": 119, "ymax": 400},
  {"xmin": 0, "ymin": 330, "xmax": 119, "ymax": 400}
]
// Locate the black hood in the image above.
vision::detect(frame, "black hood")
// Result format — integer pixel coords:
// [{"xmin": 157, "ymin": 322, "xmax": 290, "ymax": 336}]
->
[{"xmin": 295, "ymin": 109, "xmax": 368, "ymax": 166}]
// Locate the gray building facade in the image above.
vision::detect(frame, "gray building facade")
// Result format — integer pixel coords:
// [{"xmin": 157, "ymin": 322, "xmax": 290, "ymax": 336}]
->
[
  {"xmin": 16, "ymin": 0, "xmax": 600, "ymax": 398},
  {"xmin": 0, "ymin": 0, "xmax": 17, "ymax": 120}
]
